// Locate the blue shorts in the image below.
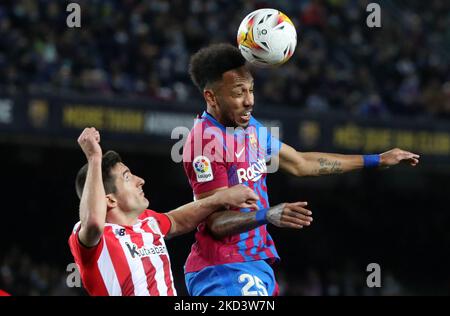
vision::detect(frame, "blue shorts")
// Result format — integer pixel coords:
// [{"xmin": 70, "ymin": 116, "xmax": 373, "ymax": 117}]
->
[{"xmin": 185, "ymin": 260, "xmax": 278, "ymax": 296}]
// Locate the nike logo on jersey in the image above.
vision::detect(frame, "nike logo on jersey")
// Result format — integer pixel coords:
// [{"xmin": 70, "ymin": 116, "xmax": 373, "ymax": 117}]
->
[{"xmin": 235, "ymin": 148, "xmax": 245, "ymax": 159}]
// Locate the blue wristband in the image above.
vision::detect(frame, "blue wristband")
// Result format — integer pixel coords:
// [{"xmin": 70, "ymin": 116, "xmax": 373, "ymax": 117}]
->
[
  {"xmin": 255, "ymin": 208, "xmax": 269, "ymax": 225},
  {"xmin": 363, "ymin": 154, "xmax": 380, "ymax": 168}
]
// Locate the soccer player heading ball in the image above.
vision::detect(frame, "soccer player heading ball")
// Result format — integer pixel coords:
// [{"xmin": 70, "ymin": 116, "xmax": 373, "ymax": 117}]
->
[{"xmin": 182, "ymin": 43, "xmax": 420, "ymax": 296}]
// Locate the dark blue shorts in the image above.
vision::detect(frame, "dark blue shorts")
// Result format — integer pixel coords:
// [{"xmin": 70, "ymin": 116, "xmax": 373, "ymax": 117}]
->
[{"xmin": 185, "ymin": 260, "xmax": 278, "ymax": 296}]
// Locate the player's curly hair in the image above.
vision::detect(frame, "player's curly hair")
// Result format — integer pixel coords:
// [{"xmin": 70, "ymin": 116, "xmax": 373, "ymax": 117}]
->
[
  {"xmin": 75, "ymin": 150, "xmax": 122, "ymax": 199},
  {"xmin": 189, "ymin": 43, "xmax": 246, "ymax": 92}
]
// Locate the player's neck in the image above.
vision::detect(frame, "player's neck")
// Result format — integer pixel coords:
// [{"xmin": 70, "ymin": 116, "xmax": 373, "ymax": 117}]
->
[
  {"xmin": 205, "ymin": 106, "xmax": 223, "ymax": 124},
  {"xmin": 106, "ymin": 208, "xmax": 140, "ymax": 227}
]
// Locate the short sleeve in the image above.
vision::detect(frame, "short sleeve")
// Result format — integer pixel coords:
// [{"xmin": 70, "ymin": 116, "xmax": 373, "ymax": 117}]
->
[
  {"xmin": 68, "ymin": 223, "xmax": 104, "ymax": 267},
  {"xmin": 183, "ymin": 125, "xmax": 229, "ymax": 195},
  {"xmin": 139, "ymin": 209, "xmax": 172, "ymax": 237}
]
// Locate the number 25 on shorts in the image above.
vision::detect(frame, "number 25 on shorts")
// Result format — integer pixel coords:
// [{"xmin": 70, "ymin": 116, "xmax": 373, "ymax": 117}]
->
[{"xmin": 238, "ymin": 273, "xmax": 268, "ymax": 296}]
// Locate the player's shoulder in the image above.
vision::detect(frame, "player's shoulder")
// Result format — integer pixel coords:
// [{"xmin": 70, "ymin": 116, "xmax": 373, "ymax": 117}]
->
[
  {"xmin": 250, "ymin": 116, "xmax": 265, "ymax": 127},
  {"xmin": 185, "ymin": 116, "xmax": 207, "ymax": 144},
  {"xmin": 189, "ymin": 114, "xmax": 207, "ymax": 131},
  {"xmin": 138, "ymin": 209, "xmax": 164, "ymax": 220},
  {"xmin": 70, "ymin": 221, "xmax": 115, "ymax": 237},
  {"xmin": 139, "ymin": 209, "xmax": 154, "ymax": 220},
  {"xmin": 139, "ymin": 209, "xmax": 171, "ymax": 233},
  {"xmin": 189, "ymin": 115, "xmax": 224, "ymax": 136},
  {"xmin": 184, "ymin": 114, "xmax": 226, "ymax": 158}
]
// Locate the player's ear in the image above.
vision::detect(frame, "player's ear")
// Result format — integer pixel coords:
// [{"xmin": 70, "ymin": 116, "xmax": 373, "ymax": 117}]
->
[
  {"xmin": 106, "ymin": 194, "xmax": 117, "ymax": 209},
  {"xmin": 203, "ymin": 88, "xmax": 217, "ymax": 107}
]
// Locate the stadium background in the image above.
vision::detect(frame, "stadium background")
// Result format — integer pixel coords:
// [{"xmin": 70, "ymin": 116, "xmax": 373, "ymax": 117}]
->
[{"xmin": 0, "ymin": 0, "xmax": 449, "ymax": 295}]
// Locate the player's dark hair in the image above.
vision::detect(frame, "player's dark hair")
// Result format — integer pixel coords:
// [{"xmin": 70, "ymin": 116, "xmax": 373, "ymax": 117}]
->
[
  {"xmin": 189, "ymin": 43, "xmax": 247, "ymax": 92},
  {"xmin": 75, "ymin": 150, "xmax": 122, "ymax": 199}
]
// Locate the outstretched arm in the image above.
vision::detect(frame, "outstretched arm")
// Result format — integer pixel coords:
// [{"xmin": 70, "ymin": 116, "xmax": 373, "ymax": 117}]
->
[
  {"xmin": 277, "ymin": 143, "xmax": 420, "ymax": 177},
  {"xmin": 77, "ymin": 127, "xmax": 106, "ymax": 247},
  {"xmin": 165, "ymin": 185, "xmax": 259, "ymax": 238},
  {"xmin": 206, "ymin": 202, "xmax": 313, "ymax": 240}
]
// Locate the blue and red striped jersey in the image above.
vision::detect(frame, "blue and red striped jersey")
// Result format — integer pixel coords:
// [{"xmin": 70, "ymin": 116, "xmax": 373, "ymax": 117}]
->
[{"xmin": 183, "ymin": 111, "xmax": 282, "ymax": 273}]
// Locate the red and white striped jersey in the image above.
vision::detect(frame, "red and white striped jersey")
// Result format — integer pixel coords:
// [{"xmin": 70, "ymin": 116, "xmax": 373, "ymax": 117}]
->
[
  {"xmin": 68, "ymin": 209, "xmax": 177, "ymax": 296},
  {"xmin": 0, "ymin": 289, "xmax": 10, "ymax": 296}
]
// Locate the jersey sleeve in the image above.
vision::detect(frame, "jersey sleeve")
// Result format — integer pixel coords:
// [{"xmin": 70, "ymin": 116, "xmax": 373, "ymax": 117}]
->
[
  {"xmin": 183, "ymin": 125, "xmax": 229, "ymax": 195},
  {"xmin": 68, "ymin": 223, "xmax": 104, "ymax": 267},
  {"xmin": 139, "ymin": 209, "xmax": 172, "ymax": 237}
]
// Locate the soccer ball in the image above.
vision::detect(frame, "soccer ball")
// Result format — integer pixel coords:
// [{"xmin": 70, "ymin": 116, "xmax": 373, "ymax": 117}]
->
[{"xmin": 237, "ymin": 8, "xmax": 297, "ymax": 67}]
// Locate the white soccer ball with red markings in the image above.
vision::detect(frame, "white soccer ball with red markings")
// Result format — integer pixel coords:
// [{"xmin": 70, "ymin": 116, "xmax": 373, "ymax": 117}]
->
[{"xmin": 237, "ymin": 8, "xmax": 297, "ymax": 67}]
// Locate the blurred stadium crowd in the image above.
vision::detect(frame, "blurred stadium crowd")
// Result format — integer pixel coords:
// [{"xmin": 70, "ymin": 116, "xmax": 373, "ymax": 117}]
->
[
  {"xmin": 0, "ymin": 246, "xmax": 82, "ymax": 296},
  {"xmin": 0, "ymin": 0, "xmax": 449, "ymax": 118},
  {"xmin": 0, "ymin": 0, "xmax": 449, "ymax": 296}
]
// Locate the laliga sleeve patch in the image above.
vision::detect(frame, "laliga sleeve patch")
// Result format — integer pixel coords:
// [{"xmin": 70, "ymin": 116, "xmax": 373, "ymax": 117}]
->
[{"xmin": 193, "ymin": 156, "xmax": 214, "ymax": 183}]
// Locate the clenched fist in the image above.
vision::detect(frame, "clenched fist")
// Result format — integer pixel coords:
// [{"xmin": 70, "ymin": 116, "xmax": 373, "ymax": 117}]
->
[
  {"xmin": 216, "ymin": 184, "xmax": 260, "ymax": 211},
  {"xmin": 78, "ymin": 127, "xmax": 102, "ymax": 160}
]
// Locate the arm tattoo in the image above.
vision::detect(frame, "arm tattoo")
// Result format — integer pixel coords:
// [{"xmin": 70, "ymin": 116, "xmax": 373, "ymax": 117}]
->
[
  {"xmin": 266, "ymin": 204, "xmax": 283, "ymax": 226},
  {"xmin": 315, "ymin": 158, "xmax": 343, "ymax": 175}
]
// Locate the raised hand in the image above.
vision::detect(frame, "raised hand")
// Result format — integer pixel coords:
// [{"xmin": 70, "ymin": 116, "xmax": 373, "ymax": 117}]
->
[{"xmin": 77, "ymin": 127, "xmax": 102, "ymax": 160}]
